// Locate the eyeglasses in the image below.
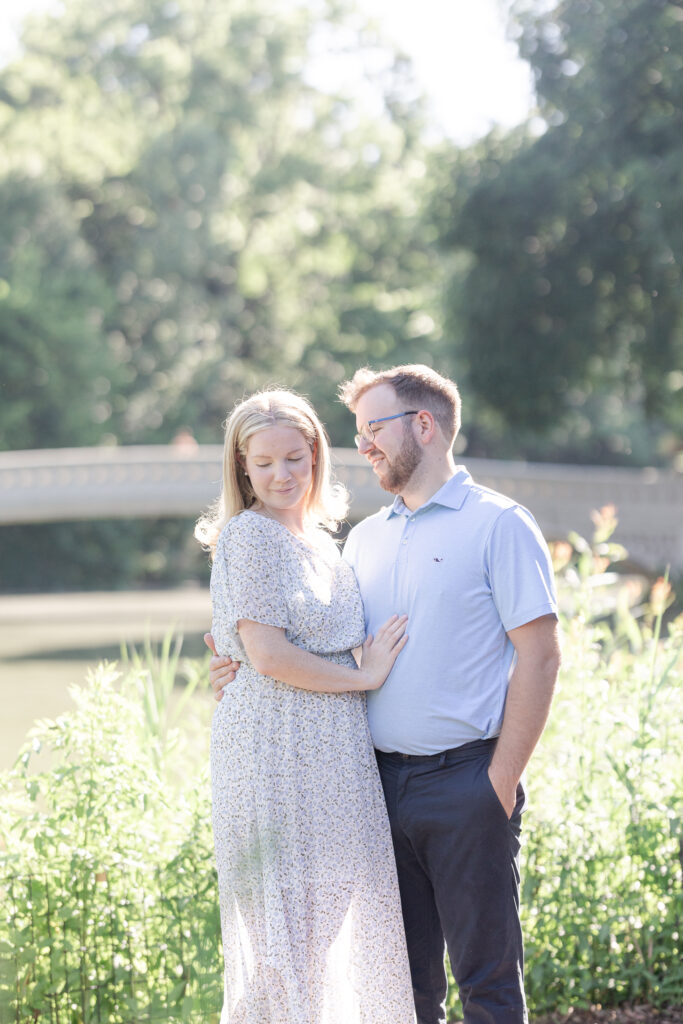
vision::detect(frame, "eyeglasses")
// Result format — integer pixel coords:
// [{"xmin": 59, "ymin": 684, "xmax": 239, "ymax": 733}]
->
[{"xmin": 354, "ymin": 411, "xmax": 418, "ymax": 448}]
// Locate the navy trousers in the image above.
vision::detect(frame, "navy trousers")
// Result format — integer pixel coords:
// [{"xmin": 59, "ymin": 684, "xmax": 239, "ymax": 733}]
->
[{"xmin": 376, "ymin": 739, "xmax": 527, "ymax": 1024}]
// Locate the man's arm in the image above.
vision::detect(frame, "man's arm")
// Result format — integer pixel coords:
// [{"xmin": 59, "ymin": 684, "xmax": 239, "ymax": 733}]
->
[{"xmin": 487, "ymin": 614, "xmax": 561, "ymax": 817}]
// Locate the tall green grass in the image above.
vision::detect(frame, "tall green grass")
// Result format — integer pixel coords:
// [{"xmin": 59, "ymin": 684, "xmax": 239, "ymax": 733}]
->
[
  {"xmin": 0, "ymin": 650, "xmax": 221, "ymax": 1023},
  {"xmin": 1, "ymin": 513, "xmax": 681, "ymax": 1022},
  {"xmin": 519, "ymin": 515, "xmax": 682, "ymax": 1015}
]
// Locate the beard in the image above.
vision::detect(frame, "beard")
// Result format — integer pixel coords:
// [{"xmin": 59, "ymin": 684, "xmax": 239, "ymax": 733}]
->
[{"xmin": 377, "ymin": 429, "xmax": 423, "ymax": 492}]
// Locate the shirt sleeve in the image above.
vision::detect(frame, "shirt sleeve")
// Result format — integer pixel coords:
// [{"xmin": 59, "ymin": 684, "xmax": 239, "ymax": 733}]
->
[
  {"xmin": 484, "ymin": 505, "xmax": 558, "ymax": 633},
  {"xmin": 213, "ymin": 513, "xmax": 290, "ymax": 631}
]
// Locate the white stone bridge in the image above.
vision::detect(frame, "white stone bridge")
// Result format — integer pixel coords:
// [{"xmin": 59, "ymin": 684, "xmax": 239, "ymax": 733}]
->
[{"xmin": 0, "ymin": 445, "xmax": 681, "ymax": 572}]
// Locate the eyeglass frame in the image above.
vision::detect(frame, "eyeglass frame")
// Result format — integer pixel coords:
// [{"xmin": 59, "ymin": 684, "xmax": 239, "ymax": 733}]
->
[{"xmin": 354, "ymin": 411, "xmax": 419, "ymax": 448}]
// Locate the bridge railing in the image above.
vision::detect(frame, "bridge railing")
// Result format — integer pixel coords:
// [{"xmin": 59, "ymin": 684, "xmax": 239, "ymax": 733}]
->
[{"xmin": 1, "ymin": 445, "xmax": 681, "ymax": 571}]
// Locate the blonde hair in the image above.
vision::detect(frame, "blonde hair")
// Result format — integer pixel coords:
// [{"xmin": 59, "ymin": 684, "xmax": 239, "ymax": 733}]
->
[
  {"xmin": 195, "ymin": 388, "xmax": 348, "ymax": 557},
  {"xmin": 338, "ymin": 364, "xmax": 461, "ymax": 446}
]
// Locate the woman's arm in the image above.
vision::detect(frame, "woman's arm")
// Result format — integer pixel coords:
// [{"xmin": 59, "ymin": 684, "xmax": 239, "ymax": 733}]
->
[{"xmin": 237, "ymin": 615, "xmax": 408, "ymax": 693}]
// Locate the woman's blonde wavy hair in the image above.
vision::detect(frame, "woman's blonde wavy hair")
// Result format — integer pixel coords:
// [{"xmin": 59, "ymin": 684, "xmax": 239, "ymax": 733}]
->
[{"xmin": 195, "ymin": 388, "xmax": 348, "ymax": 558}]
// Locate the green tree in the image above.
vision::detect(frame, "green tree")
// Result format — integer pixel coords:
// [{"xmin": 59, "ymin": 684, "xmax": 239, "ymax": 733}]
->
[
  {"xmin": 0, "ymin": 177, "xmax": 120, "ymax": 450},
  {"xmin": 0, "ymin": 0, "xmax": 442, "ymax": 453},
  {"xmin": 433, "ymin": 0, "xmax": 683, "ymax": 464},
  {"xmin": 0, "ymin": 0, "xmax": 444, "ymax": 590}
]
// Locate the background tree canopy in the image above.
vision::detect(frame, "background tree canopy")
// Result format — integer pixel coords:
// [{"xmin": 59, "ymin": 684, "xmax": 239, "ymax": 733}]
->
[
  {"xmin": 432, "ymin": 0, "xmax": 683, "ymax": 464},
  {"xmin": 0, "ymin": 0, "xmax": 440, "ymax": 453},
  {"xmin": 0, "ymin": 0, "xmax": 681, "ymax": 589}
]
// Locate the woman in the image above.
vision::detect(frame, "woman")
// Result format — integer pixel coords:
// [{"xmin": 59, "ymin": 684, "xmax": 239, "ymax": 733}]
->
[{"xmin": 195, "ymin": 389, "xmax": 415, "ymax": 1024}]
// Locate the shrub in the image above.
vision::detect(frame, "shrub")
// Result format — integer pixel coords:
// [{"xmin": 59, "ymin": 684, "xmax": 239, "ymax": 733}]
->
[
  {"xmin": 0, "ymin": 651, "xmax": 222, "ymax": 1023},
  {"xmin": 522, "ymin": 607, "xmax": 682, "ymax": 1013}
]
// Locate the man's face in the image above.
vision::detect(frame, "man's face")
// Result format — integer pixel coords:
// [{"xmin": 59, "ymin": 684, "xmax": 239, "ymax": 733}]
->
[{"xmin": 354, "ymin": 384, "xmax": 423, "ymax": 493}]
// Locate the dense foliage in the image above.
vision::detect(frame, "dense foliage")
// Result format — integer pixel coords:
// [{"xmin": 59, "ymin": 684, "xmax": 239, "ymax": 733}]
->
[
  {"xmin": 1, "ymin": 0, "xmax": 682, "ymax": 591},
  {"xmin": 3, "ymin": 0, "xmax": 681, "ymax": 462},
  {"xmin": 433, "ymin": 0, "xmax": 683, "ymax": 464},
  {"xmin": 0, "ymin": 0, "xmax": 438, "ymax": 454},
  {"xmin": 0, "ymin": 640, "xmax": 222, "ymax": 1022},
  {"xmin": 519, "ymin": 529, "xmax": 682, "ymax": 1013},
  {"xmin": 0, "ymin": 515, "xmax": 204, "ymax": 592},
  {"xmin": 1, "ymin": 530, "xmax": 681, "ymax": 1022}
]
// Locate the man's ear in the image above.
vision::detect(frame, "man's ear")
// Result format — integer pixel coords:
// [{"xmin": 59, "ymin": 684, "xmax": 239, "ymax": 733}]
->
[{"xmin": 415, "ymin": 409, "xmax": 436, "ymax": 443}]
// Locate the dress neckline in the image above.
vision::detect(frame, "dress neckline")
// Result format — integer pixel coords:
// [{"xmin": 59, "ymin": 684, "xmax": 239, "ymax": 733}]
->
[{"xmin": 243, "ymin": 508, "xmax": 335, "ymax": 556}]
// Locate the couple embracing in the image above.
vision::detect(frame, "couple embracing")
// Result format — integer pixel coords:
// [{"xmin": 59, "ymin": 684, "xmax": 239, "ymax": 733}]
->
[{"xmin": 196, "ymin": 364, "xmax": 561, "ymax": 1024}]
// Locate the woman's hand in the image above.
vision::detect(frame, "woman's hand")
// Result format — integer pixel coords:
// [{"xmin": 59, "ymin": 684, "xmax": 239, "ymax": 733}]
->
[{"xmin": 359, "ymin": 614, "xmax": 408, "ymax": 690}]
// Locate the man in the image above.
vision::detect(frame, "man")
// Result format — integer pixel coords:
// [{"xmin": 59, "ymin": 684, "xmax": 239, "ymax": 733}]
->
[{"xmin": 207, "ymin": 365, "xmax": 561, "ymax": 1024}]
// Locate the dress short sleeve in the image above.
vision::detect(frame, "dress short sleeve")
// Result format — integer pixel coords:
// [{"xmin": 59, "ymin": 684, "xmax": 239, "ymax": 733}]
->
[{"xmin": 212, "ymin": 512, "xmax": 290, "ymax": 634}]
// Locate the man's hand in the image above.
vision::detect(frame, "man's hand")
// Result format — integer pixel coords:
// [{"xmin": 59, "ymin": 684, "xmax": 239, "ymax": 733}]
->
[
  {"xmin": 204, "ymin": 632, "xmax": 241, "ymax": 702},
  {"xmin": 487, "ymin": 614, "xmax": 561, "ymax": 819},
  {"xmin": 487, "ymin": 763, "xmax": 518, "ymax": 820}
]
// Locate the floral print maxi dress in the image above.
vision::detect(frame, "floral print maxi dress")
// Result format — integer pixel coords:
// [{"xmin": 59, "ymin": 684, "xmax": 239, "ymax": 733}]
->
[{"xmin": 210, "ymin": 510, "xmax": 415, "ymax": 1024}]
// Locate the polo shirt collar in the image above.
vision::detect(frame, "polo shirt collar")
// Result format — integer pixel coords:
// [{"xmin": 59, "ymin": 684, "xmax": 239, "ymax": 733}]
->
[{"xmin": 383, "ymin": 467, "xmax": 473, "ymax": 518}]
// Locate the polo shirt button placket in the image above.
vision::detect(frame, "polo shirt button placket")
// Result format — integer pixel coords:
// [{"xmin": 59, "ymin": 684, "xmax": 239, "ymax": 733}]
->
[{"xmin": 400, "ymin": 517, "xmax": 410, "ymax": 549}]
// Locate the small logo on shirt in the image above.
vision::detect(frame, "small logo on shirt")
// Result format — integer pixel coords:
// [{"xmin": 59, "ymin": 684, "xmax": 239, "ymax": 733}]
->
[{"xmin": 433, "ymin": 557, "xmax": 444, "ymax": 562}]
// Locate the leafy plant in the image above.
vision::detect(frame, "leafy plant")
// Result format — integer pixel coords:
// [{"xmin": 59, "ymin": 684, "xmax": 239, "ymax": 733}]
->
[
  {"xmin": 516, "ymin": 517, "xmax": 682, "ymax": 1015},
  {"xmin": 0, "ymin": 656, "xmax": 221, "ymax": 1023}
]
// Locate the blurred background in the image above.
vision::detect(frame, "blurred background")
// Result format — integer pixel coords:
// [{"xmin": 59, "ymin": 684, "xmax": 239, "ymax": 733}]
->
[{"xmin": 0, "ymin": 0, "xmax": 682, "ymax": 735}]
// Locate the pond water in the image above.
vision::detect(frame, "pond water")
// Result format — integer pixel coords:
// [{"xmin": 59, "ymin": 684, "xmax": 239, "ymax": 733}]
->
[{"xmin": 0, "ymin": 589, "xmax": 212, "ymax": 771}]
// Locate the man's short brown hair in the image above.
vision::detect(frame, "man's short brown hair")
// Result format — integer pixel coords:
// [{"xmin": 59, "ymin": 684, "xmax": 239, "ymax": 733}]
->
[{"xmin": 338, "ymin": 365, "xmax": 461, "ymax": 446}]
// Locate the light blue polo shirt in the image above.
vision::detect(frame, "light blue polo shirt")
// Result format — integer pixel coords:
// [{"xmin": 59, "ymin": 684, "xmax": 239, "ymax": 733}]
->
[{"xmin": 343, "ymin": 468, "xmax": 558, "ymax": 754}]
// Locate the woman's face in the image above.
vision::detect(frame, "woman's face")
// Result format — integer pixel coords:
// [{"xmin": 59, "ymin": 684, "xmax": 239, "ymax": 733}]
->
[{"xmin": 243, "ymin": 424, "xmax": 314, "ymax": 517}]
